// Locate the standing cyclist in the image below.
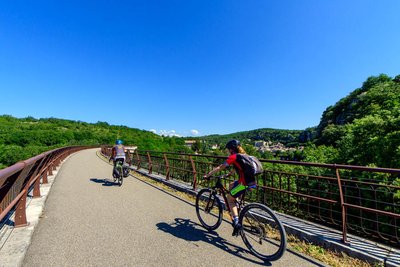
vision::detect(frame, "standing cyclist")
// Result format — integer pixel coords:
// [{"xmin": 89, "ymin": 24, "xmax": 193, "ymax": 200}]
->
[
  {"xmin": 110, "ymin": 139, "xmax": 126, "ymax": 178},
  {"xmin": 203, "ymin": 140, "xmax": 257, "ymax": 236}
]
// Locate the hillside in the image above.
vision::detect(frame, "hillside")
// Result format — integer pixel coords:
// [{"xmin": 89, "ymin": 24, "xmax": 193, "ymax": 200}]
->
[
  {"xmin": 194, "ymin": 74, "xmax": 400, "ymax": 168},
  {"xmin": 0, "ymin": 115, "xmax": 188, "ymax": 168},
  {"xmin": 201, "ymin": 128, "xmax": 307, "ymax": 147},
  {"xmin": 314, "ymin": 74, "xmax": 400, "ymax": 168},
  {"xmin": 2, "ymin": 74, "xmax": 399, "ymax": 169}
]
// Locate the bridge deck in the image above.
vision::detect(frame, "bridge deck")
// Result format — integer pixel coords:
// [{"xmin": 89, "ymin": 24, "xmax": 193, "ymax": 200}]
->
[{"xmin": 4, "ymin": 149, "xmax": 327, "ymax": 266}]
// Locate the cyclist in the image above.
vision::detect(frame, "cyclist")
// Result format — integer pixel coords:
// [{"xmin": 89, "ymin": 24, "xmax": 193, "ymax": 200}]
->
[
  {"xmin": 110, "ymin": 139, "xmax": 126, "ymax": 178},
  {"xmin": 203, "ymin": 139, "xmax": 257, "ymax": 236}
]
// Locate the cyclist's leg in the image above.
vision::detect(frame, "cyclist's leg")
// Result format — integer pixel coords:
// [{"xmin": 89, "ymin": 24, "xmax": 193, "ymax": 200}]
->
[
  {"xmin": 112, "ymin": 159, "xmax": 117, "ymax": 177},
  {"xmin": 113, "ymin": 158, "xmax": 123, "ymax": 178},
  {"xmin": 229, "ymin": 181, "xmax": 247, "ymax": 235},
  {"xmin": 227, "ymin": 181, "xmax": 239, "ymax": 219}
]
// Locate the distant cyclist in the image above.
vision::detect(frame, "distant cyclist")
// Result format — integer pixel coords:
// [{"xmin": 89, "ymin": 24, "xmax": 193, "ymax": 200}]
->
[
  {"xmin": 110, "ymin": 139, "xmax": 126, "ymax": 177},
  {"xmin": 203, "ymin": 139, "xmax": 257, "ymax": 236}
]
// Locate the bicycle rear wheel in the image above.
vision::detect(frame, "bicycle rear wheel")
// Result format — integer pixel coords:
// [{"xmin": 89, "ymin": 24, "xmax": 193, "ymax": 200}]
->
[
  {"xmin": 239, "ymin": 203, "xmax": 287, "ymax": 261},
  {"xmin": 195, "ymin": 188, "xmax": 223, "ymax": 231},
  {"xmin": 118, "ymin": 166, "xmax": 123, "ymax": 186}
]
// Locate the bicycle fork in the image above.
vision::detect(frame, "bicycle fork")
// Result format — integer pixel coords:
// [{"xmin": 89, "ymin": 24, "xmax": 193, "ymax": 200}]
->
[{"xmin": 204, "ymin": 191, "xmax": 217, "ymax": 213}]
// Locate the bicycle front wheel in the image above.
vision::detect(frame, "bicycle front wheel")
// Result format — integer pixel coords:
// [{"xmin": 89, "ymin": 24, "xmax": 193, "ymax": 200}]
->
[
  {"xmin": 195, "ymin": 188, "xmax": 223, "ymax": 231},
  {"xmin": 239, "ymin": 203, "xmax": 287, "ymax": 262}
]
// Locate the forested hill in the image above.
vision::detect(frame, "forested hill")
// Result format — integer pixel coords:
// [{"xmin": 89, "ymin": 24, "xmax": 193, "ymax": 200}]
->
[
  {"xmin": 0, "ymin": 116, "xmax": 187, "ymax": 169},
  {"xmin": 313, "ymin": 74, "xmax": 400, "ymax": 168},
  {"xmin": 197, "ymin": 74, "xmax": 400, "ymax": 169},
  {"xmin": 201, "ymin": 128, "xmax": 307, "ymax": 148},
  {"xmin": 1, "ymin": 74, "xmax": 399, "ymax": 169}
]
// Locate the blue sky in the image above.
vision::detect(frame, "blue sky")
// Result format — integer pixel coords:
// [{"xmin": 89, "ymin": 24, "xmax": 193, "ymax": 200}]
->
[{"xmin": 1, "ymin": 1, "xmax": 399, "ymax": 137}]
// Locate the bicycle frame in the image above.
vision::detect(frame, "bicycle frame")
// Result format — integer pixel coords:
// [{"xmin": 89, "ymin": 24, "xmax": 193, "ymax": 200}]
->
[
  {"xmin": 208, "ymin": 176, "xmax": 246, "ymax": 216},
  {"xmin": 197, "ymin": 176, "xmax": 287, "ymax": 261}
]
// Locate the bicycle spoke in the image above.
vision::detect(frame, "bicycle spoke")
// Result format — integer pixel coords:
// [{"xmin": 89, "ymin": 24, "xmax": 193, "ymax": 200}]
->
[{"xmin": 240, "ymin": 204, "xmax": 287, "ymax": 261}]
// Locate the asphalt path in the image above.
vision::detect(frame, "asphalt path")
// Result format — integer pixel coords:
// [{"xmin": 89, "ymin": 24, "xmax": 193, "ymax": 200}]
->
[{"xmin": 22, "ymin": 148, "xmax": 326, "ymax": 267}]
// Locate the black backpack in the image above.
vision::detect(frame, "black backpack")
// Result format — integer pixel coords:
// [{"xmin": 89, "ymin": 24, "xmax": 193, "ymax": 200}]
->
[{"xmin": 235, "ymin": 154, "xmax": 264, "ymax": 183}]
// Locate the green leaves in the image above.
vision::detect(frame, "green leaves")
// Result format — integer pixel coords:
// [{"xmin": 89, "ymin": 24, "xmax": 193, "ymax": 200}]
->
[
  {"xmin": 316, "ymin": 74, "xmax": 400, "ymax": 168},
  {"xmin": 0, "ymin": 115, "xmax": 188, "ymax": 168}
]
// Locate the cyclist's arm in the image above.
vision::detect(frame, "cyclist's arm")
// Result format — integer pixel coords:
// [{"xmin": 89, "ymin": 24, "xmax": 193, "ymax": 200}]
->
[
  {"xmin": 204, "ymin": 162, "xmax": 228, "ymax": 179},
  {"xmin": 225, "ymin": 168, "xmax": 236, "ymax": 178}
]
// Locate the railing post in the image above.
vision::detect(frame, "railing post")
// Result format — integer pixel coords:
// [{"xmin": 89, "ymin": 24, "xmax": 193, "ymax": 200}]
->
[
  {"xmin": 42, "ymin": 169, "xmax": 48, "ymax": 184},
  {"xmin": 32, "ymin": 157, "xmax": 49, "ymax": 198},
  {"xmin": 147, "ymin": 152, "xmax": 152, "ymax": 174},
  {"xmin": 48, "ymin": 164, "xmax": 53, "ymax": 176},
  {"xmin": 127, "ymin": 151, "xmax": 132, "ymax": 166},
  {"xmin": 53, "ymin": 159, "xmax": 58, "ymax": 170},
  {"xmin": 32, "ymin": 174, "xmax": 41, "ymax": 198},
  {"xmin": 14, "ymin": 190, "xmax": 28, "ymax": 227},
  {"xmin": 189, "ymin": 156, "xmax": 197, "ymax": 190},
  {"xmin": 335, "ymin": 166, "xmax": 349, "ymax": 244},
  {"xmin": 14, "ymin": 162, "xmax": 34, "ymax": 227},
  {"xmin": 135, "ymin": 150, "xmax": 141, "ymax": 170},
  {"xmin": 164, "ymin": 154, "xmax": 170, "ymax": 180}
]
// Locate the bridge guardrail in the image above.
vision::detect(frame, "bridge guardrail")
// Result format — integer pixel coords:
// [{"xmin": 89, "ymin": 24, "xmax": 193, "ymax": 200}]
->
[
  {"xmin": 0, "ymin": 146, "xmax": 92, "ymax": 227},
  {"xmin": 101, "ymin": 146, "xmax": 400, "ymax": 248}
]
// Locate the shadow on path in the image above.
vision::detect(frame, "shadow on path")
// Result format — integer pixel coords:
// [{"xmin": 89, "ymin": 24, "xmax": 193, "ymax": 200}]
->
[
  {"xmin": 156, "ymin": 218, "xmax": 270, "ymax": 266},
  {"xmin": 89, "ymin": 178, "xmax": 119, "ymax": 187}
]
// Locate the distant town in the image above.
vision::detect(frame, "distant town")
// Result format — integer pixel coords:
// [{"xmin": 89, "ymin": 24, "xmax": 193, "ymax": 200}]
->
[{"xmin": 184, "ymin": 140, "xmax": 303, "ymax": 154}]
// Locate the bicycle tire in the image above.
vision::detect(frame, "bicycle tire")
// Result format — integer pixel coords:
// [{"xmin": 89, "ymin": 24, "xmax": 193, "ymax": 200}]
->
[
  {"xmin": 239, "ymin": 203, "xmax": 287, "ymax": 261},
  {"xmin": 195, "ymin": 188, "xmax": 223, "ymax": 231},
  {"xmin": 118, "ymin": 165, "xmax": 123, "ymax": 186}
]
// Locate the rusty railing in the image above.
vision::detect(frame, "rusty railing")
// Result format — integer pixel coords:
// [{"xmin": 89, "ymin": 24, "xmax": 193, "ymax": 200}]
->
[
  {"xmin": 0, "ymin": 146, "xmax": 91, "ymax": 227},
  {"xmin": 101, "ymin": 147, "xmax": 400, "ymax": 248}
]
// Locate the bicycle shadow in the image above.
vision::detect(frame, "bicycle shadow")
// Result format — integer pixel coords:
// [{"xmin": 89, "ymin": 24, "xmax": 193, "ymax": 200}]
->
[
  {"xmin": 156, "ymin": 218, "xmax": 271, "ymax": 266},
  {"xmin": 89, "ymin": 178, "xmax": 119, "ymax": 187}
]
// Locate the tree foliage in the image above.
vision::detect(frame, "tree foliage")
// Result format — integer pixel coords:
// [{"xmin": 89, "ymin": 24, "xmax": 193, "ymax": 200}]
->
[
  {"xmin": 315, "ymin": 73, "xmax": 400, "ymax": 168},
  {"xmin": 0, "ymin": 115, "xmax": 188, "ymax": 168},
  {"xmin": 188, "ymin": 73, "xmax": 399, "ymax": 168},
  {"xmin": 2, "ymin": 73, "xmax": 399, "ymax": 169}
]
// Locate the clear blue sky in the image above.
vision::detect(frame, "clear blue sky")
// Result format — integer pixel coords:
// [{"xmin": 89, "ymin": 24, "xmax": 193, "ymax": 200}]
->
[{"xmin": 1, "ymin": 1, "xmax": 399, "ymax": 137}]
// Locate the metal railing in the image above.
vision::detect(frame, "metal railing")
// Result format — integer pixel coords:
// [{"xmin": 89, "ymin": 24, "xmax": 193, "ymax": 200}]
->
[
  {"xmin": 101, "ymin": 147, "xmax": 400, "ymax": 248},
  {"xmin": 0, "ymin": 146, "xmax": 91, "ymax": 227}
]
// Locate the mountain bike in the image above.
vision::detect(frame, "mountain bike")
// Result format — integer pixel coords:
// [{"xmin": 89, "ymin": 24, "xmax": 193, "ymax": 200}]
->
[
  {"xmin": 113, "ymin": 159, "xmax": 124, "ymax": 186},
  {"xmin": 195, "ymin": 175, "xmax": 287, "ymax": 262}
]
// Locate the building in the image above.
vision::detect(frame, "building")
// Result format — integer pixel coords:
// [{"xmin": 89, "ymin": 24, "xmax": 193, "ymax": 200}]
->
[
  {"xmin": 124, "ymin": 146, "xmax": 138, "ymax": 153},
  {"xmin": 184, "ymin": 140, "xmax": 196, "ymax": 148}
]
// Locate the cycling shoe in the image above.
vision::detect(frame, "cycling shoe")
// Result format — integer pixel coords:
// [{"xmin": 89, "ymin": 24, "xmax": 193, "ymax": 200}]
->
[{"xmin": 232, "ymin": 222, "xmax": 242, "ymax": 236}]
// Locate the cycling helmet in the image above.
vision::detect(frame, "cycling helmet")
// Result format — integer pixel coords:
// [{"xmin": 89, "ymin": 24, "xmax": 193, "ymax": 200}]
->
[
  {"xmin": 116, "ymin": 139, "xmax": 123, "ymax": 145},
  {"xmin": 225, "ymin": 139, "xmax": 240, "ymax": 150}
]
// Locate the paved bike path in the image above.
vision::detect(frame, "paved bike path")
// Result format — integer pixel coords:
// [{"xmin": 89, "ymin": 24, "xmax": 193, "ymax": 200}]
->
[{"xmin": 21, "ymin": 149, "xmax": 325, "ymax": 266}]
